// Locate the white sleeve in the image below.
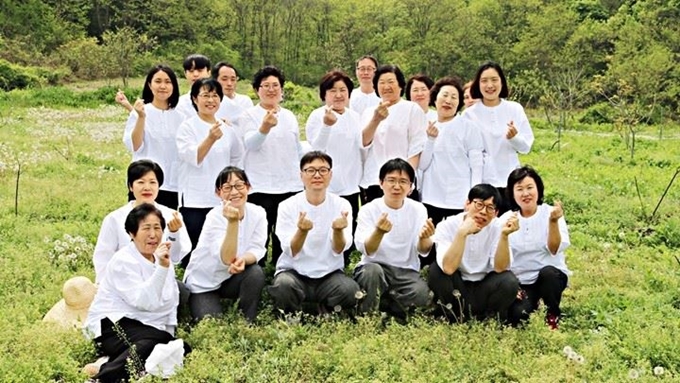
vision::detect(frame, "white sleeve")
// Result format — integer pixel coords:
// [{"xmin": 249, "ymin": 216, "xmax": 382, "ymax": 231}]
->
[
  {"xmin": 93, "ymin": 214, "xmax": 122, "ymax": 283},
  {"xmin": 109, "ymin": 259, "xmax": 170, "ymax": 311},
  {"xmin": 507, "ymin": 104, "xmax": 533, "ymax": 154},
  {"xmin": 176, "ymin": 121, "xmax": 201, "ymax": 167}
]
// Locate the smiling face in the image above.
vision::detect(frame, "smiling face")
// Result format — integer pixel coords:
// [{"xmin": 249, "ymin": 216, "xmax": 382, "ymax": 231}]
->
[
  {"xmin": 130, "ymin": 213, "xmax": 163, "ymax": 258},
  {"xmin": 301, "ymin": 158, "xmax": 332, "ymax": 193},
  {"xmin": 512, "ymin": 176, "xmax": 539, "ymax": 215},
  {"xmin": 464, "ymin": 197, "xmax": 497, "ymax": 228},
  {"xmin": 130, "ymin": 171, "xmax": 159, "ymax": 204},
  {"xmin": 217, "ymin": 66, "xmax": 238, "ymax": 99},
  {"xmin": 409, "ymin": 80, "xmax": 431, "ymax": 111},
  {"xmin": 355, "ymin": 58, "xmax": 377, "ymax": 87},
  {"xmin": 217, "ymin": 172, "xmax": 250, "ymax": 210},
  {"xmin": 479, "ymin": 68, "xmax": 502, "ymax": 105},
  {"xmin": 149, "ymin": 70, "xmax": 173, "ymax": 103},
  {"xmin": 463, "ymin": 86, "xmax": 477, "ymax": 108},
  {"xmin": 257, "ymin": 75, "xmax": 282, "ymax": 109},
  {"xmin": 377, "ymin": 72, "xmax": 402, "ymax": 104},
  {"xmin": 192, "ymin": 86, "xmax": 221, "ymax": 117},
  {"xmin": 324, "ymin": 80, "xmax": 349, "ymax": 112},
  {"xmin": 435, "ymin": 85, "xmax": 460, "ymax": 121}
]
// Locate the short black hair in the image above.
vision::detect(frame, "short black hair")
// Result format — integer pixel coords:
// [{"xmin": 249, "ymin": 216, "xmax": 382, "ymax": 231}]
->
[
  {"xmin": 379, "ymin": 158, "xmax": 414, "ymax": 183},
  {"xmin": 355, "ymin": 55, "xmax": 378, "ymax": 69},
  {"xmin": 405, "ymin": 74, "xmax": 434, "ymax": 103},
  {"xmin": 183, "ymin": 54, "xmax": 211, "ymax": 71},
  {"xmin": 190, "ymin": 78, "xmax": 223, "ymax": 111},
  {"xmin": 127, "ymin": 160, "xmax": 164, "ymax": 190},
  {"xmin": 300, "ymin": 150, "xmax": 332, "ymax": 170},
  {"xmin": 124, "ymin": 203, "xmax": 166, "ymax": 236},
  {"xmin": 318, "ymin": 70, "xmax": 354, "ymax": 102},
  {"xmin": 467, "ymin": 184, "xmax": 502, "ymax": 208},
  {"xmin": 252, "ymin": 66, "xmax": 285, "ymax": 91},
  {"xmin": 214, "ymin": 166, "xmax": 250, "ymax": 192},
  {"xmin": 430, "ymin": 76, "xmax": 465, "ymax": 114},
  {"xmin": 506, "ymin": 166, "xmax": 545, "ymax": 211},
  {"xmin": 373, "ymin": 65, "xmax": 406, "ymax": 98},
  {"xmin": 211, "ymin": 62, "xmax": 239, "ymax": 79},
  {"xmin": 142, "ymin": 65, "xmax": 180, "ymax": 108},
  {"xmin": 470, "ymin": 61, "xmax": 509, "ymax": 100}
]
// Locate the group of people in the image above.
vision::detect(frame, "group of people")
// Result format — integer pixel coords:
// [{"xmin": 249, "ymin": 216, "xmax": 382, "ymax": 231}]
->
[{"xmin": 80, "ymin": 53, "xmax": 571, "ymax": 382}]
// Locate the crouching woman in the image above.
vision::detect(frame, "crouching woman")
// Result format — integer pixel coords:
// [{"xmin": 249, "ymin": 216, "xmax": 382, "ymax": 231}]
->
[{"xmin": 83, "ymin": 203, "xmax": 191, "ymax": 382}]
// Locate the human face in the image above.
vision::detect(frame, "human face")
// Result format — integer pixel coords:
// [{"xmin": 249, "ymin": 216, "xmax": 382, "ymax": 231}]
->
[
  {"xmin": 479, "ymin": 68, "xmax": 502, "ymax": 105},
  {"xmin": 149, "ymin": 70, "xmax": 173, "ymax": 103},
  {"xmin": 257, "ymin": 75, "xmax": 282, "ymax": 109},
  {"xmin": 409, "ymin": 80, "xmax": 430, "ymax": 112},
  {"xmin": 192, "ymin": 86, "xmax": 221, "ymax": 117},
  {"xmin": 130, "ymin": 171, "xmax": 159, "ymax": 204},
  {"xmin": 217, "ymin": 66, "xmax": 238, "ymax": 99},
  {"xmin": 301, "ymin": 158, "xmax": 332, "ymax": 192},
  {"xmin": 463, "ymin": 86, "xmax": 477, "ymax": 108},
  {"xmin": 377, "ymin": 72, "xmax": 402, "ymax": 104},
  {"xmin": 512, "ymin": 176, "xmax": 539, "ymax": 215},
  {"xmin": 325, "ymin": 80, "xmax": 349, "ymax": 112},
  {"xmin": 380, "ymin": 170, "xmax": 412, "ymax": 208},
  {"xmin": 435, "ymin": 85, "xmax": 460, "ymax": 122},
  {"xmin": 464, "ymin": 197, "xmax": 497, "ymax": 228},
  {"xmin": 355, "ymin": 58, "xmax": 377, "ymax": 86},
  {"xmin": 218, "ymin": 173, "xmax": 250, "ymax": 209},
  {"xmin": 130, "ymin": 214, "xmax": 163, "ymax": 258},
  {"xmin": 185, "ymin": 66, "xmax": 210, "ymax": 85}
]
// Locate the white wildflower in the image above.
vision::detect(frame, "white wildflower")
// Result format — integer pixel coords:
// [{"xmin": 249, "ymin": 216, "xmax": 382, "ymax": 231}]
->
[
  {"xmin": 628, "ymin": 369, "xmax": 639, "ymax": 379},
  {"xmin": 653, "ymin": 366, "xmax": 664, "ymax": 376}
]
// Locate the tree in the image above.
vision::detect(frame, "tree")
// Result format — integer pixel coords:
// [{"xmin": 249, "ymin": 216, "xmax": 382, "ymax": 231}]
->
[{"xmin": 102, "ymin": 27, "xmax": 156, "ymax": 87}]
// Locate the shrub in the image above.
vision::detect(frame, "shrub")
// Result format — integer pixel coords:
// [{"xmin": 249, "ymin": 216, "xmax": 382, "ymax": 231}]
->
[
  {"xmin": 579, "ymin": 102, "xmax": 615, "ymax": 124},
  {"xmin": 0, "ymin": 59, "xmax": 41, "ymax": 91}
]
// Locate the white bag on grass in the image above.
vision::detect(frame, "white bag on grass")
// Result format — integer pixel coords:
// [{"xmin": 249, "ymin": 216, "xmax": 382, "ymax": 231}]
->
[{"xmin": 144, "ymin": 339, "xmax": 185, "ymax": 378}]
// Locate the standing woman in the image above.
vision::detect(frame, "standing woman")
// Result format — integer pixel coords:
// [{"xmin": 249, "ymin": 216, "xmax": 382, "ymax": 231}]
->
[
  {"xmin": 305, "ymin": 70, "xmax": 365, "ymax": 265},
  {"xmin": 502, "ymin": 166, "xmax": 571, "ymax": 329},
  {"xmin": 123, "ymin": 65, "xmax": 183, "ymax": 209},
  {"xmin": 406, "ymin": 74, "xmax": 436, "ymax": 121},
  {"xmin": 176, "ymin": 78, "xmax": 244, "ymax": 261},
  {"xmin": 465, "ymin": 61, "xmax": 534, "ymax": 214},
  {"xmin": 236, "ymin": 66, "xmax": 303, "ymax": 268},
  {"xmin": 360, "ymin": 64, "xmax": 427, "ymax": 203}
]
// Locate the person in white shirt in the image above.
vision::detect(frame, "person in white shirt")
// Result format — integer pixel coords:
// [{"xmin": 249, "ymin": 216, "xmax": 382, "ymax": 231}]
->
[
  {"xmin": 418, "ymin": 77, "xmax": 484, "ymax": 268},
  {"xmin": 349, "ymin": 55, "xmax": 381, "ymax": 116},
  {"xmin": 463, "ymin": 61, "xmax": 534, "ymax": 215},
  {"xmin": 123, "ymin": 64, "xmax": 183, "ymax": 209},
  {"xmin": 462, "ymin": 81, "xmax": 478, "ymax": 110},
  {"xmin": 175, "ymin": 54, "xmax": 212, "ymax": 120},
  {"xmin": 184, "ymin": 167, "xmax": 267, "ymax": 323},
  {"xmin": 211, "ymin": 62, "xmax": 254, "ymax": 124},
  {"xmin": 84, "ymin": 204, "xmax": 191, "ymax": 382},
  {"xmin": 360, "ymin": 65, "xmax": 427, "ymax": 203},
  {"xmin": 93, "ymin": 160, "xmax": 190, "ymax": 283},
  {"xmin": 501, "ymin": 166, "xmax": 571, "ymax": 330},
  {"xmin": 405, "ymin": 74, "xmax": 436, "ymax": 121},
  {"xmin": 269, "ymin": 151, "xmax": 360, "ymax": 316},
  {"xmin": 354, "ymin": 158, "xmax": 434, "ymax": 322},
  {"xmin": 428, "ymin": 184, "xmax": 520, "ymax": 324},
  {"xmin": 305, "ymin": 70, "xmax": 365, "ymax": 266},
  {"xmin": 176, "ymin": 78, "xmax": 244, "ymax": 265},
  {"xmin": 236, "ymin": 66, "xmax": 304, "ymax": 269}
]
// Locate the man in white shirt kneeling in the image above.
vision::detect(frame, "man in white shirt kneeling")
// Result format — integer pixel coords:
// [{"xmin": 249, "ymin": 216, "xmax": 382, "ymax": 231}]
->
[{"xmin": 269, "ymin": 151, "xmax": 360, "ymax": 317}]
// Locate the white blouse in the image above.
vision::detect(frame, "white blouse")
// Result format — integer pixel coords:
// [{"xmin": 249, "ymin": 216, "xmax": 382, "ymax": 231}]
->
[
  {"xmin": 216, "ymin": 93, "xmax": 254, "ymax": 125},
  {"xmin": 349, "ymin": 88, "xmax": 381, "ymax": 116}
]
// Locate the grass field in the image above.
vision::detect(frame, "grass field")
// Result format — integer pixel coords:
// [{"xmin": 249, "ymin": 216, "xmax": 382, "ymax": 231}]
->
[{"xmin": 0, "ymin": 87, "xmax": 679, "ymax": 382}]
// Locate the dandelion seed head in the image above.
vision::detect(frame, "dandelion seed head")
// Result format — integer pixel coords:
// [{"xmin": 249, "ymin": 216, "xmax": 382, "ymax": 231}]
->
[
  {"xmin": 628, "ymin": 369, "xmax": 639, "ymax": 379},
  {"xmin": 452, "ymin": 289, "xmax": 461, "ymax": 299},
  {"xmin": 575, "ymin": 355, "xmax": 585, "ymax": 364},
  {"xmin": 563, "ymin": 346, "xmax": 573, "ymax": 356},
  {"xmin": 653, "ymin": 366, "xmax": 664, "ymax": 376},
  {"xmin": 333, "ymin": 305, "xmax": 342, "ymax": 313}
]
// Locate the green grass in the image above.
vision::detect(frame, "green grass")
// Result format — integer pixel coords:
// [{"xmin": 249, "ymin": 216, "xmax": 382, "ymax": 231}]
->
[{"xmin": 0, "ymin": 90, "xmax": 679, "ymax": 382}]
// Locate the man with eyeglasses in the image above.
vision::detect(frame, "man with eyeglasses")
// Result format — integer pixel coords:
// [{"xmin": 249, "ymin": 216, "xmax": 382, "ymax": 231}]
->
[
  {"xmin": 349, "ymin": 55, "xmax": 381, "ymax": 116},
  {"xmin": 269, "ymin": 151, "xmax": 360, "ymax": 317},
  {"xmin": 427, "ymin": 183, "xmax": 521, "ymax": 324},
  {"xmin": 353, "ymin": 158, "xmax": 435, "ymax": 323}
]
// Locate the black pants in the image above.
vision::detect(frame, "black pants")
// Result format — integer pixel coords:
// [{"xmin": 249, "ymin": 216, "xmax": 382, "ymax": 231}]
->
[
  {"xmin": 268, "ymin": 269, "xmax": 360, "ymax": 314},
  {"xmin": 127, "ymin": 190, "xmax": 179, "ymax": 211},
  {"xmin": 248, "ymin": 191, "xmax": 297, "ymax": 268},
  {"xmin": 508, "ymin": 266, "xmax": 568, "ymax": 324},
  {"xmin": 94, "ymin": 317, "xmax": 191, "ymax": 383},
  {"xmin": 420, "ymin": 204, "xmax": 463, "ymax": 269},
  {"xmin": 339, "ymin": 192, "xmax": 361, "ymax": 267},
  {"xmin": 178, "ymin": 206, "xmax": 212, "ymax": 268},
  {"xmin": 428, "ymin": 263, "xmax": 518, "ymax": 323}
]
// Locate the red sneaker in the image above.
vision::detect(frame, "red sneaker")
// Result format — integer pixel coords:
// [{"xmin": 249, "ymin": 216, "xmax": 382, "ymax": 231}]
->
[{"xmin": 546, "ymin": 313, "xmax": 560, "ymax": 330}]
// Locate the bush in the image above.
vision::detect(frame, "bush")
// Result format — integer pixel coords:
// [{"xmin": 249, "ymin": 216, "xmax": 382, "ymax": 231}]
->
[
  {"xmin": 579, "ymin": 102, "xmax": 615, "ymax": 124},
  {"xmin": 51, "ymin": 38, "xmax": 108, "ymax": 80},
  {"xmin": 0, "ymin": 59, "xmax": 41, "ymax": 91}
]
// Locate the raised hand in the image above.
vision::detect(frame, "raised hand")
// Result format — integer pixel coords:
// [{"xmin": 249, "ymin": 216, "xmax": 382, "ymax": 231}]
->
[
  {"xmin": 426, "ymin": 120, "xmax": 439, "ymax": 138},
  {"xmin": 261, "ymin": 108, "xmax": 279, "ymax": 132},
  {"xmin": 506, "ymin": 120, "xmax": 518, "ymax": 139},
  {"xmin": 115, "ymin": 90, "xmax": 132, "ymax": 110},
  {"xmin": 372, "ymin": 101, "xmax": 393, "ymax": 123},
  {"xmin": 375, "ymin": 212, "xmax": 392, "ymax": 234},
  {"xmin": 222, "ymin": 200, "xmax": 240, "ymax": 222},
  {"xmin": 297, "ymin": 211, "xmax": 313, "ymax": 232},
  {"xmin": 167, "ymin": 211, "xmax": 184, "ymax": 233},
  {"xmin": 550, "ymin": 201, "xmax": 563, "ymax": 222},
  {"xmin": 208, "ymin": 121, "xmax": 224, "ymax": 141},
  {"xmin": 228, "ymin": 257, "xmax": 246, "ymax": 274},
  {"xmin": 323, "ymin": 107, "xmax": 338, "ymax": 126},
  {"xmin": 459, "ymin": 215, "xmax": 482, "ymax": 236},
  {"xmin": 133, "ymin": 99, "xmax": 146, "ymax": 118},
  {"xmin": 419, "ymin": 218, "xmax": 435, "ymax": 239},
  {"xmin": 332, "ymin": 211, "xmax": 349, "ymax": 230},
  {"xmin": 154, "ymin": 241, "xmax": 172, "ymax": 268},
  {"xmin": 502, "ymin": 212, "xmax": 520, "ymax": 235}
]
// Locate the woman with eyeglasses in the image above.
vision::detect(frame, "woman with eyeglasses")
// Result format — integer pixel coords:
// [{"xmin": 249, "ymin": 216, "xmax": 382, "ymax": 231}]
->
[
  {"xmin": 235, "ymin": 66, "xmax": 303, "ymax": 269},
  {"xmin": 123, "ymin": 65, "xmax": 184, "ymax": 209},
  {"xmin": 176, "ymin": 78, "xmax": 245, "ymax": 265},
  {"xmin": 501, "ymin": 166, "xmax": 571, "ymax": 329},
  {"xmin": 183, "ymin": 167, "xmax": 267, "ymax": 323}
]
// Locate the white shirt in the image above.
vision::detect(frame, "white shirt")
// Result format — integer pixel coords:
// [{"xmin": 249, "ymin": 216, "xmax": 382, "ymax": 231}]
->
[
  {"xmin": 176, "ymin": 116, "xmax": 244, "ymax": 208},
  {"xmin": 419, "ymin": 116, "xmax": 484, "ymax": 209},
  {"xmin": 360, "ymin": 100, "xmax": 427, "ymax": 187},
  {"xmin": 500, "ymin": 205, "xmax": 571, "ymax": 284},
  {"xmin": 275, "ymin": 192, "xmax": 352, "ymax": 278},
  {"xmin": 434, "ymin": 212, "xmax": 511, "ymax": 281},
  {"xmin": 349, "ymin": 88, "xmax": 380, "ymax": 116},
  {"xmin": 84, "ymin": 242, "xmax": 179, "ymax": 338},
  {"xmin": 216, "ymin": 93, "xmax": 254, "ymax": 125},
  {"xmin": 238, "ymin": 104, "xmax": 304, "ymax": 194},
  {"xmin": 463, "ymin": 99, "xmax": 534, "ymax": 187},
  {"xmin": 92, "ymin": 202, "xmax": 191, "ymax": 283},
  {"xmin": 123, "ymin": 105, "xmax": 185, "ymax": 192},
  {"xmin": 425, "ymin": 109, "xmax": 437, "ymax": 122},
  {"xmin": 355, "ymin": 197, "xmax": 428, "ymax": 271},
  {"xmin": 184, "ymin": 203, "xmax": 267, "ymax": 293},
  {"xmin": 305, "ymin": 106, "xmax": 365, "ymax": 196},
  {"xmin": 176, "ymin": 93, "xmax": 197, "ymax": 120}
]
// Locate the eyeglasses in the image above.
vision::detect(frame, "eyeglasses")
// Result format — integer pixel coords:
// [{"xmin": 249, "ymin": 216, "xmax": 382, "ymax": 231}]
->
[
  {"xmin": 260, "ymin": 83, "xmax": 281, "ymax": 91},
  {"xmin": 220, "ymin": 182, "xmax": 247, "ymax": 193},
  {"xmin": 197, "ymin": 93, "xmax": 220, "ymax": 100},
  {"xmin": 471, "ymin": 199, "xmax": 497, "ymax": 214},
  {"xmin": 383, "ymin": 178, "xmax": 412, "ymax": 187},
  {"xmin": 302, "ymin": 167, "xmax": 331, "ymax": 176},
  {"xmin": 357, "ymin": 66, "xmax": 376, "ymax": 73}
]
